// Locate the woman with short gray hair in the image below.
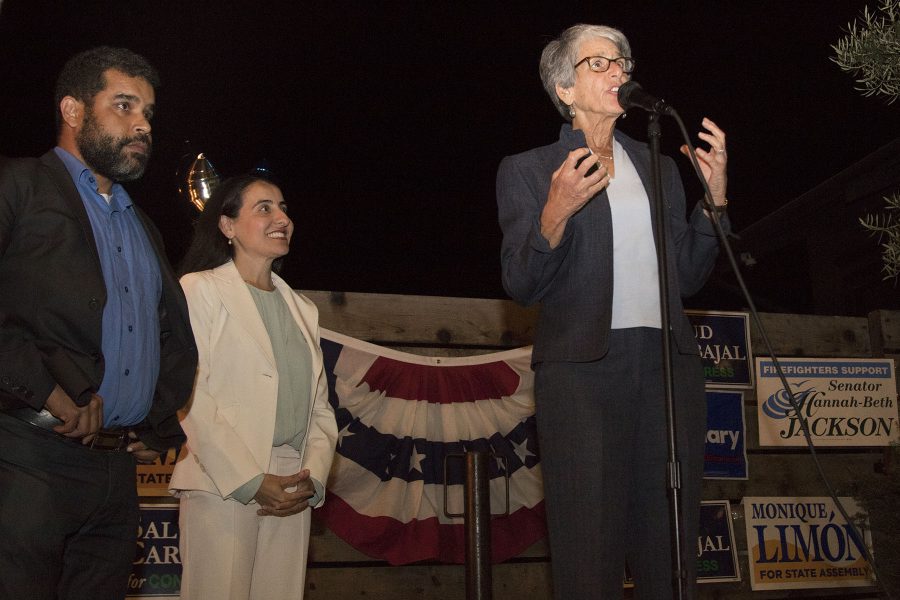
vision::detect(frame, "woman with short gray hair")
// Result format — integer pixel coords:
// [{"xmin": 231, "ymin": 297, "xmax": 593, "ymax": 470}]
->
[
  {"xmin": 496, "ymin": 23, "xmax": 731, "ymax": 600},
  {"xmin": 540, "ymin": 24, "xmax": 632, "ymax": 120}
]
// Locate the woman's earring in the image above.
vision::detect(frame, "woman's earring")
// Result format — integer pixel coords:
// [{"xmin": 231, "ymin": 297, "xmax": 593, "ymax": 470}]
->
[
  {"xmin": 227, "ymin": 238, "xmax": 233, "ymax": 246},
  {"xmin": 619, "ymin": 111, "xmax": 627, "ymax": 120},
  {"xmin": 568, "ymin": 105, "xmax": 576, "ymax": 119}
]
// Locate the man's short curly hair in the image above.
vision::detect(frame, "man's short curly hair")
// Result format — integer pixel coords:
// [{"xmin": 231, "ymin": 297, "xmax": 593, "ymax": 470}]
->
[{"xmin": 54, "ymin": 46, "xmax": 159, "ymax": 129}]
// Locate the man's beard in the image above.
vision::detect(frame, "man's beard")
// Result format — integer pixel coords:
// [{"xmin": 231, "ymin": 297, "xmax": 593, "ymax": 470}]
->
[{"xmin": 77, "ymin": 109, "xmax": 152, "ymax": 183}]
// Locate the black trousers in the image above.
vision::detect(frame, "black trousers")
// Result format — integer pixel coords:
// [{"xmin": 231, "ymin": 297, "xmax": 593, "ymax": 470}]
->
[
  {"xmin": 0, "ymin": 412, "xmax": 139, "ymax": 600},
  {"xmin": 534, "ymin": 327, "xmax": 706, "ymax": 600}
]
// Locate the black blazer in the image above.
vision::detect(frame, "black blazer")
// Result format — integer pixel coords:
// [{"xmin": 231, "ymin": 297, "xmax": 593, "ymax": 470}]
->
[
  {"xmin": 497, "ymin": 125, "xmax": 729, "ymax": 365},
  {"xmin": 0, "ymin": 150, "xmax": 197, "ymax": 450}
]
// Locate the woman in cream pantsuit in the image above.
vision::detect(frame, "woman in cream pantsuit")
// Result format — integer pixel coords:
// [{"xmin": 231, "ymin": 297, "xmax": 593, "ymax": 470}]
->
[{"xmin": 169, "ymin": 175, "xmax": 337, "ymax": 600}]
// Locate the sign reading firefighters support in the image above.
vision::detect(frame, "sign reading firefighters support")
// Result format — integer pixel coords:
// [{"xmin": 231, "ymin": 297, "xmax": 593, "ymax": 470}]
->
[
  {"xmin": 756, "ymin": 357, "xmax": 898, "ymax": 446},
  {"xmin": 743, "ymin": 496, "xmax": 874, "ymax": 591}
]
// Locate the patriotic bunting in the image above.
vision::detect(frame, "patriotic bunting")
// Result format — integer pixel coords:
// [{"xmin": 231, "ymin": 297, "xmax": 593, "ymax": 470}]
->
[{"xmin": 317, "ymin": 329, "xmax": 546, "ymax": 565}]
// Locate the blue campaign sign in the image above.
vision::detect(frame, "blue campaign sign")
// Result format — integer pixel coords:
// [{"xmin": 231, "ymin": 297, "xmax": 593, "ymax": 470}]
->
[
  {"xmin": 128, "ymin": 504, "xmax": 181, "ymax": 598},
  {"xmin": 704, "ymin": 390, "xmax": 748, "ymax": 479},
  {"xmin": 697, "ymin": 500, "xmax": 741, "ymax": 583},
  {"xmin": 687, "ymin": 311, "xmax": 753, "ymax": 388},
  {"xmin": 624, "ymin": 500, "xmax": 741, "ymax": 586}
]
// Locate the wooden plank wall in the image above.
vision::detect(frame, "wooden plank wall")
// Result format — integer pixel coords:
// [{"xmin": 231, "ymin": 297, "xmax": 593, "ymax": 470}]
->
[{"xmin": 300, "ymin": 291, "xmax": 900, "ymax": 600}]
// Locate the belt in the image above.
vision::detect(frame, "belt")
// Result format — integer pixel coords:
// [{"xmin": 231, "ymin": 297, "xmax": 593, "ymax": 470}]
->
[{"xmin": 1, "ymin": 405, "xmax": 131, "ymax": 452}]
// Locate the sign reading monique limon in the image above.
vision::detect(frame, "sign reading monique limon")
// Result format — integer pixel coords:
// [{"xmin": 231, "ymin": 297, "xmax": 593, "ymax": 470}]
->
[{"xmin": 743, "ymin": 496, "xmax": 874, "ymax": 591}]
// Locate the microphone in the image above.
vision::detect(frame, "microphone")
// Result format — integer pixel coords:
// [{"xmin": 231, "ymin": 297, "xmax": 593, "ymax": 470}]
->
[{"xmin": 617, "ymin": 81, "xmax": 675, "ymax": 116}]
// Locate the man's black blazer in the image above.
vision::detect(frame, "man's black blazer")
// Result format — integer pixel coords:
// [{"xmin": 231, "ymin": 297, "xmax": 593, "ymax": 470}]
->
[{"xmin": 0, "ymin": 150, "xmax": 197, "ymax": 450}]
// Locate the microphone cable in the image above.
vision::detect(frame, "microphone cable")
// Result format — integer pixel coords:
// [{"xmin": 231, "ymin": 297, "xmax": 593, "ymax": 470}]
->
[{"xmin": 666, "ymin": 106, "xmax": 894, "ymax": 600}]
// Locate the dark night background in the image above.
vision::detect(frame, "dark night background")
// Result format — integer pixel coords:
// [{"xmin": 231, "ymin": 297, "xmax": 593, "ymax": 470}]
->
[{"xmin": 1, "ymin": 1, "xmax": 898, "ymax": 309}]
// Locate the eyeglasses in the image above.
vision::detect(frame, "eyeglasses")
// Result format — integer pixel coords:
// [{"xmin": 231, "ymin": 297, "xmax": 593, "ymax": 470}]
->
[{"xmin": 574, "ymin": 55, "xmax": 635, "ymax": 75}]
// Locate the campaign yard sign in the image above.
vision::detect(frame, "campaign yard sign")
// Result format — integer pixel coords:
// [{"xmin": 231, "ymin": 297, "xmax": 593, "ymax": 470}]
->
[
  {"xmin": 128, "ymin": 503, "xmax": 181, "ymax": 598},
  {"xmin": 743, "ymin": 496, "xmax": 874, "ymax": 591},
  {"xmin": 136, "ymin": 447, "xmax": 183, "ymax": 497},
  {"xmin": 697, "ymin": 500, "xmax": 740, "ymax": 583},
  {"xmin": 756, "ymin": 358, "xmax": 898, "ymax": 447},
  {"xmin": 704, "ymin": 390, "xmax": 747, "ymax": 479},
  {"xmin": 687, "ymin": 310, "xmax": 752, "ymax": 388}
]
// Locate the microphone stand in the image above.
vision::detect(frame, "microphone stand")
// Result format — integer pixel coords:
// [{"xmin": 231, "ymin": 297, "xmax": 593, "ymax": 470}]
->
[
  {"xmin": 637, "ymin": 90, "xmax": 892, "ymax": 598},
  {"xmin": 645, "ymin": 112, "xmax": 688, "ymax": 600}
]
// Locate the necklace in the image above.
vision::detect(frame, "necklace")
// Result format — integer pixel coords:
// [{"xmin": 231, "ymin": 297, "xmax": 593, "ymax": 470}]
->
[{"xmin": 594, "ymin": 146, "xmax": 614, "ymax": 160}]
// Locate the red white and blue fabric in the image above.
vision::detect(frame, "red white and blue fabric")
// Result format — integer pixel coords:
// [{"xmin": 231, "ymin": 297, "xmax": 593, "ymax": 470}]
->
[{"xmin": 317, "ymin": 328, "xmax": 546, "ymax": 565}]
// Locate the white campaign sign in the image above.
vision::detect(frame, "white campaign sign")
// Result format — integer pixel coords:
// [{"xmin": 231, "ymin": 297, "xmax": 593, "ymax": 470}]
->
[{"xmin": 756, "ymin": 358, "xmax": 898, "ymax": 447}]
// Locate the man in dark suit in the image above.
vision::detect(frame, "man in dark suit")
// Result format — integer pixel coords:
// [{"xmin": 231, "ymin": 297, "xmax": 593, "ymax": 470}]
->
[{"xmin": 0, "ymin": 46, "xmax": 197, "ymax": 599}]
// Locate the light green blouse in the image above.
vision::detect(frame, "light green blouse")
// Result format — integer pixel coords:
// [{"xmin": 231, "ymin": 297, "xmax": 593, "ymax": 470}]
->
[{"xmin": 231, "ymin": 284, "xmax": 314, "ymax": 504}]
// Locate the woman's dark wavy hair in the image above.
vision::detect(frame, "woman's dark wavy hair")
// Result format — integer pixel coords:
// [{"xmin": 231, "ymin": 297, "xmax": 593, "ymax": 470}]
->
[
  {"xmin": 54, "ymin": 46, "xmax": 160, "ymax": 130},
  {"xmin": 178, "ymin": 174, "xmax": 285, "ymax": 276}
]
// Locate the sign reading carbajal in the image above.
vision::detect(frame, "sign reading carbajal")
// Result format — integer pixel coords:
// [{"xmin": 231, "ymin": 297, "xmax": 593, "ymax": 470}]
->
[
  {"xmin": 756, "ymin": 358, "xmax": 898, "ymax": 447},
  {"xmin": 743, "ymin": 497, "xmax": 874, "ymax": 591},
  {"xmin": 128, "ymin": 504, "xmax": 181, "ymax": 598},
  {"xmin": 697, "ymin": 500, "xmax": 740, "ymax": 583},
  {"xmin": 687, "ymin": 311, "xmax": 752, "ymax": 388}
]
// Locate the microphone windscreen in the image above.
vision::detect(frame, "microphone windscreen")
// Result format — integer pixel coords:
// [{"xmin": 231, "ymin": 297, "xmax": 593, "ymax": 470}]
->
[{"xmin": 616, "ymin": 80, "xmax": 643, "ymax": 110}]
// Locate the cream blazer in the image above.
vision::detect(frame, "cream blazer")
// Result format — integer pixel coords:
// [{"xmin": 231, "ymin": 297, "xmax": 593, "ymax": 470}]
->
[{"xmin": 169, "ymin": 261, "xmax": 337, "ymax": 505}]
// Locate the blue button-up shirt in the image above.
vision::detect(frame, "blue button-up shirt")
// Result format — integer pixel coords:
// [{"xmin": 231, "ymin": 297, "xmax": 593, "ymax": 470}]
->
[{"xmin": 55, "ymin": 147, "xmax": 162, "ymax": 427}]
